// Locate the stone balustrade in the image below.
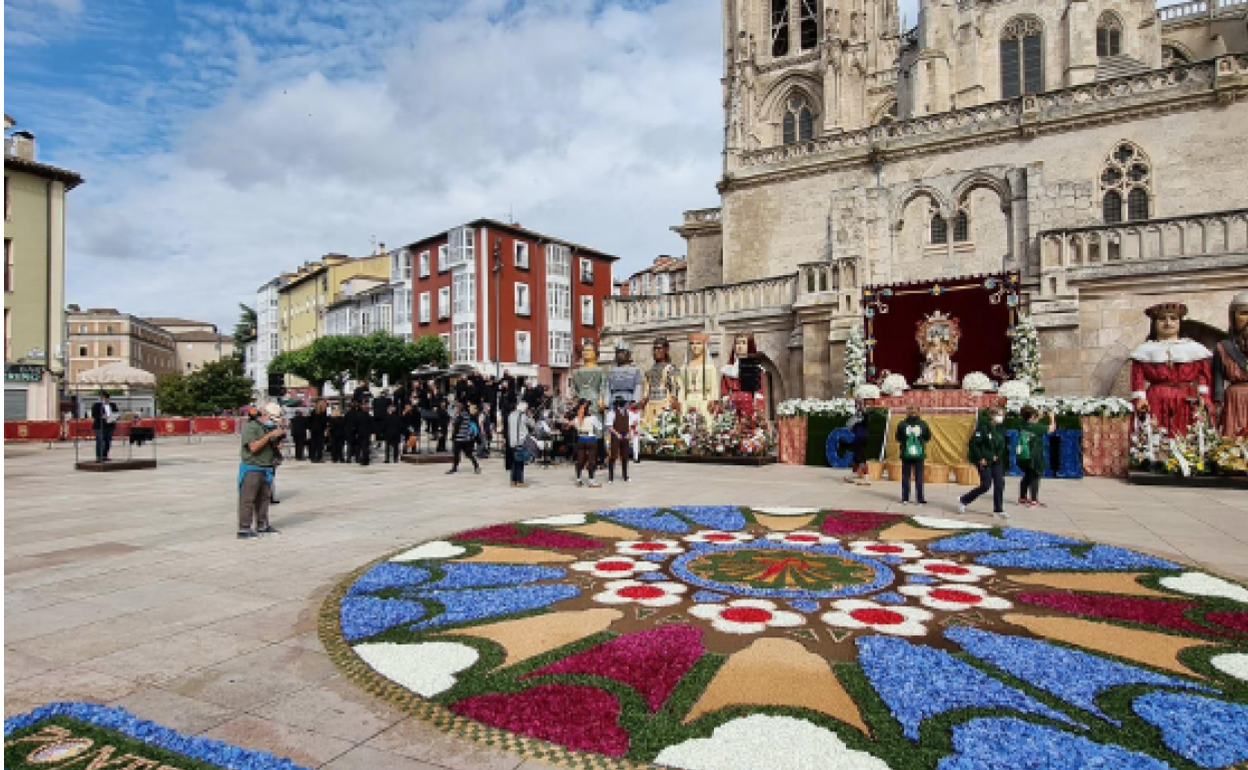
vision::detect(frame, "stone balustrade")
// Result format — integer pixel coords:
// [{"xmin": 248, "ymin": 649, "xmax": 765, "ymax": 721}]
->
[
  {"xmin": 602, "ymin": 274, "xmax": 797, "ymax": 332},
  {"xmin": 683, "ymin": 207, "xmax": 723, "ymax": 225},
  {"xmin": 1039, "ymin": 208, "xmax": 1248, "ymax": 277},
  {"xmin": 1159, "ymin": 0, "xmax": 1247, "ymax": 22},
  {"xmin": 796, "ymin": 262, "xmax": 861, "ymax": 313},
  {"xmin": 738, "ymin": 56, "xmax": 1247, "ymax": 170}
]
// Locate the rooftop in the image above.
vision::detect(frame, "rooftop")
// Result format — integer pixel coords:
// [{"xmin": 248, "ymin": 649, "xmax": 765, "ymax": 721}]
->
[
  {"xmin": 3, "ymin": 155, "xmax": 84, "ymax": 190},
  {"xmin": 400, "ymin": 218, "xmax": 619, "ymax": 262}
]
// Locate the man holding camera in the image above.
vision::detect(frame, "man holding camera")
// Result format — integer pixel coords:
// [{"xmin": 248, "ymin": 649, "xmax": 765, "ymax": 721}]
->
[{"xmin": 238, "ymin": 403, "xmax": 285, "ymax": 539}]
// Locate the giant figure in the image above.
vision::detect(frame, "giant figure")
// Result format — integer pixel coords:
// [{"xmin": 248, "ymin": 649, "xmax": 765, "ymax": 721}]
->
[
  {"xmin": 642, "ymin": 336, "xmax": 679, "ymax": 426},
  {"xmin": 679, "ymin": 333, "xmax": 720, "ymax": 422},
  {"xmin": 569, "ymin": 340, "xmax": 607, "ymax": 416},
  {"xmin": 720, "ymin": 332, "xmax": 766, "ymax": 418},
  {"xmin": 1129, "ymin": 302, "xmax": 1213, "ymax": 436},
  {"xmin": 606, "ymin": 342, "xmax": 644, "ymax": 407},
  {"xmin": 1213, "ymin": 290, "xmax": 1248, "ymax": 437}
]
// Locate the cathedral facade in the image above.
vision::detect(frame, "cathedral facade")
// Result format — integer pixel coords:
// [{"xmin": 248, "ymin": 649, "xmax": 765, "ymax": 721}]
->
[{"xmin": 602, "ymin": 0, "xmax": 1248, "ymax": 407}]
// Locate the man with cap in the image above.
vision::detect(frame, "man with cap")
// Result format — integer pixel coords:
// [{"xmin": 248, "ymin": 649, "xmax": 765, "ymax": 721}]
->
[
  {"xmin": 238, "ymin": 403, "xmax": 285, "ymax": 539},
  {"xmin": 1214, "ymin": 290, "xmax": 1248, "ymax": 437}
]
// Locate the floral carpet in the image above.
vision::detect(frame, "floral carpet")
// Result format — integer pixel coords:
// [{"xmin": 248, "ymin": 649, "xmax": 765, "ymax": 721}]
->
[{"xmin": 323, "ymin": 506, "xmax": 1248, "ymax": 770}]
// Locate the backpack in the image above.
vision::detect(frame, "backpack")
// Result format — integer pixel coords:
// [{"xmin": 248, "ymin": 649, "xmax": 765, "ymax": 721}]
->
[
  {"xmin": 468, "ymin": 420, "xmax": 480, "ymax": 439},
  {"xmin": 903, "ymin": 424, "xmax": 925, "ymax": 460},
  {"xmin": 1017, "ymin": 430, "xmax": 1032, "ymax": 462}
]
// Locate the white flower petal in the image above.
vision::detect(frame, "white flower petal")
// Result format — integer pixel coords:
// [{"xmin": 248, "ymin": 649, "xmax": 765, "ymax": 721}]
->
[
  {"xmin": 752, "ymin": 507, "xmax": 820, "ymax": 516},
  {"xmin": 521, "ymin": 513, "xmax": 588, "ymax": 526},
  {"xmin": 353, "ymin": 641, "xmax": 478, "ymax": 697},
  {"xmin": 1160, "ymin": 572, "xmax": 1248, "ymax": 605},
  {"xmin": 910, "ymin": 516, "xmax": 991, "ymax": 530},
  {"xmin": 730, "ymin": 599, "xmax": 779, "ymax": 610},
  {"xmin": 390, "ymin": 541, "xmax": 466, "ymax": 561},
  {"xmin": 655, "ymin": 714, "xmax": 891, "ymax": 770},
  {"xmin": 689, "ymin": 604, "xmax": 723, "ymax": 620},
  {"xmin": 1211, "ymin": 652, "xmax": 1248, "ymax": 682}
]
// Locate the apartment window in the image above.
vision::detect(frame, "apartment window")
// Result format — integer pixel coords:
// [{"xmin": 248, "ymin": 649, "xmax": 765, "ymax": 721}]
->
[
  {"xmin": 438, "ymin": 287, "xmax": 451, "ymax": 319},
  {"xmin": 580, "ymin": 295, "xmax": 595, "ymax": 326},
  {"xmin": 438, "ymin": 245, "xmax": 449, "ymax": 272},
  {"xmin": 453, "ymin": 321, "xmax": 477, "ymax": 362},
  {"xmin": 4, "ymin": 176, "xmax": 10, "ymax": 221},
  {"xmin": 579, "ymin": 258, "xmax": 595, "ymax": 285},
  {"xmin": 1000, "ymin": 16, "xmax": 1044, "ymax": 99},
  {"xmin": 419, "ymin": 292, "xmax": 431, "ymax": 323},
  {"xmin": 546, "ymin": 243, "xmax": 570, "ymax": 279},
  {"xmin": 515, "ymin": 241, "xmax": 530, "ymax": 269},
  {"xmin": 439, "ymin": 332, "xmax": 451, "ymax": 350},
  {"xmin": 549, "ymin": 330, "xmax": 572, "ymax": 367},
  {"xmin": 547, "ymin": 282, "xmax": 570, "ymax": 321},
  {"xmin": 419, "ymin": 251, "xmax": 430, "ymax": 278},
  {"xmin": 78, "ymin": 345, "xmax": 87, "ymax": 357},
  {"xmin": 516, "ymin": 331, "xmax": 531, "ymax": 364},
  {"xmin": 106, "ymin": 346, "xmax": 114, "ymax": 356},
  {"xmin": 515, "ymin": 282, "xmax": 531, "ymax": 316},
  {"xmin": 453, "ymin": 272, "xmax": 476, "ymax": 314},
  {"xmin": 3, "ymin": 239, "xmax": 12, "ymax": 292}
]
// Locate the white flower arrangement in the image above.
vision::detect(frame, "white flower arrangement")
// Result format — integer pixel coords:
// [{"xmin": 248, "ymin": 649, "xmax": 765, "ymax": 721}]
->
[
  {"xmin": 998, "ymin": 380, "xmax": 1031, "ymax": 400},
  {"xmin": 961, "ymin": 372, "xmax": 993, "ymax": 392},
  {"xmin": 854, "ymin": 383, "xmax": 881, "ymax": 400},
  {"xmin": 1004, "ymin": 396, "xmax": 1135, "ymax": 418},
  {"xmin": 1009, "ymin": 314, "xmax": 1043, "ymax": 392},
  {"xmin": 880, "ymin": 373, "xmax": 909, "ymax": 396},
  {"xmin": 844, "ymin": 325, "xmax": 867, "ymax": 396},
  {"xmin": 776, "ymin": 398, "xmax": 858, "ymax": 417}
]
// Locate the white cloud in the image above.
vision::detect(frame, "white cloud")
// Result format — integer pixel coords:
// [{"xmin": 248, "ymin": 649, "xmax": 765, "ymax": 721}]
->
[{"xmin": 51, "ymin": 0, "xmax": 723, "ymax": 329}]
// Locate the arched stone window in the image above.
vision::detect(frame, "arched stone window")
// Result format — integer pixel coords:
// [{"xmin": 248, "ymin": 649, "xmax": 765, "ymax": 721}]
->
[
  {"xmin": 931, "ymin": 203, "xmax": 971, "ymax": 244},
  {"xmin": 1000, "ymin": 16, "xmax": 1044, "ymax": 99},
  {"xmin": 1100, "ymin": 141, "xmax": 1152, "ymax": 224},
  {"xmin": 953, "ymin": 207, "xmax": 970, "ymax": 243},
  {"xmin": 930, "ymin": 212, "xmax": 949, "ymax": 244},
  {"xmin": 1096, "ymin": 13, "xmax": 1123, "ymax": 57},
  {"xmin": 800, "ymin": 0, "xmax": 818, "ymax": 50},
  {"xmin": 771, "ymin": 0, "xmax": 789, "ymax": 57},
  {"xmin": 782, "ymin": 96, "xmax": 815, "ymax": 144}
]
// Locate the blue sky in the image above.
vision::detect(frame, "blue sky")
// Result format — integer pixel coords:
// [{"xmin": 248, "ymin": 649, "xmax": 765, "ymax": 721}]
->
[{"xmin": 4, "ymin": 0, "xmax": 909, "ymax": 330}]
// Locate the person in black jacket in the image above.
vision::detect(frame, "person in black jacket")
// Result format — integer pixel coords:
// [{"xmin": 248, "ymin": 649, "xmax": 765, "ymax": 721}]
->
[
  {"xmin": 371, "ymin": 389, "xmax": 391, "ymax": 451},
  {"xmin": 290, "ymin": 409, "xmax": 309, "ymax": 460},
  {"xmin": 958, "ymin": 406, "xmax": 1008, "ymax": 518},
  {"xmin": 343, "ymin": 402, "xmax": 361, "ymax": 462},
  {"xmin": 383, "ymin": 405, "xmax": 405, "ymax": 463},
  {"xmin": 328, "ymin": 405, "xmax": 346, "ymax": 463},
  {"xmin": 446, "ymin": 404, "xmax": 481, "ymax": 473},
  {"xmin": 402, "ymin": 403, "xmax": 421, "ymax": 455},
  {"xmin": 308, "ymin": 400, "xmax": 329, "ymax": 463},
  {"xmin": 90, "ymin": 394, "xmax": 119, "ymax": 462},
  {"xmin": 433, "ymin": 398, "xmax": 450, "ymax": 452},
  {"xmin": 894, "ymin": 405, "xmax": 932, "ymax": 505},
  {"xmin": 353, "ymin": 401, "xmax": 372, "ymax": 465}
]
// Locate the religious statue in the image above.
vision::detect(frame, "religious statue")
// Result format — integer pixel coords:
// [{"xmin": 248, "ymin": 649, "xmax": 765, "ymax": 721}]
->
[
  {"xmin": 679, "ymin": 333, "xmax": 720, "ymax": 422},
  {"xmin": 569, "ymin": 340, "xmax": 608, "ymax": 416},
  {"xmin": 606, "ymin": 342, "xmax": 643, "ymax": 407},
  {"xmin": 1129, "ymin": 302, "xmax": 1213, "ymax": 436},
  {"xmin": 642, "ymin": 336, "xmax": 679, "ymax": 426},
  {"xmin": 1213, "ymin": 290, "xmax": 1248, "ymax": 437},
  {"xmin": 915, "ymin": 311, "xmax": 960, "ymax": 387},
  {"xmin": 720, "ymin": 332, "xmax": 766, "ymax": 418}
]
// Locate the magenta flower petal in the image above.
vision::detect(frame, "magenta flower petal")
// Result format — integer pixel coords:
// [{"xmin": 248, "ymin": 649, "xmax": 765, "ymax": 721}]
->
[
  {"xmin": 450, "ymin": 684, "xmax": 629, "ymax": 756},
  {"xmin": 820, "ymin": 510, "xmax": 902, "ymax": 537},
  {"xmin": 455, "ymin": 524, "xmax": 605, "ymax": 550}
]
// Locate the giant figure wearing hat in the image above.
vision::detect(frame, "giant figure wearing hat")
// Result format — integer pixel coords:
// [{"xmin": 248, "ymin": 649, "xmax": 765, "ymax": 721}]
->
[
  {"xmin": 1129, "ymin": 302, "xmax": 1213, "ymax": 436},
  {"xmin": 721, "ymin": 332, "xmax": 766, "ymax": 418},
  {"xmin": 679, "ymin": 332, "xmax": 719, "ymax": 422},
  {"xmin": 569, "ymin": 340, "xmax": 608, "ymax": 416},
  {"xmin": 1213, "ymin": 290, "xmax": 1248, "ymax": 437},
  {"xmin": 606, "ymin": 341, "xmax": 643, "ymax": 407},
  {"xmin": 642, "ymin": 336, "xmax": 679, "ymax": 426}
]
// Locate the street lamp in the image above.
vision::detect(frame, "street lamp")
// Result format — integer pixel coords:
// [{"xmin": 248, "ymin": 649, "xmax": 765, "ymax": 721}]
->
[{"xmin": 493, "ymin": 237, "xmax": 502, "ymax": 378}]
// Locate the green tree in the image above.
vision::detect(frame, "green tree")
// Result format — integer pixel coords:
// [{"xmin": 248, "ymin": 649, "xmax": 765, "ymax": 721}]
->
[
  {"xmin": 232, "ymin": 303, "xmax": 257, "ymax": 358},
  {"xmin": 187, "ymin": 357, "xmax": 254, "ymax": 413},
  {"xmin": 155, "ymin": 372, "xmax": 195, "ymax": 416},
  {"xmin": 411, "ymin": 333, "xmax": 450, "ymax": 369}
]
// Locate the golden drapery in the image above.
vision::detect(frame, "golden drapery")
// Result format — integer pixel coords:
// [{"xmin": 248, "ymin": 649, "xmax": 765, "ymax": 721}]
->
[{"xmin": 884, "ymin": 414, "xmax": 978, "ymax": 466}]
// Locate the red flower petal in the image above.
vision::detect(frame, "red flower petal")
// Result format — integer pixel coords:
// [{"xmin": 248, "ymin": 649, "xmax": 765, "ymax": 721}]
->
[
  {"xmin": 721, "ymin": 607, "xmax": 773, "ymax": 624},
  {"xmin": 1018, "ymin": 592, "xmax": 1236, "ymax": 638},
  {"xmin": 820, "ymin": 510, "xmax": 902, "ymax": 537},
  {"xmin": 617, "ymin": 585, "xmax": 666, "ymax": 600},
  {"xmin": 451, "ymin": 684, "xmax": 629, "ymax": 756},
  {"xmin": 928, "ymin": 589, "xmax": 982, "ymax": 605},
  {"xmin": 455, "ymin": 524, "xmax": 604, "ymax": 550},
  {"xmin": 850, "ymin": 608, "xmax": 906, "ymax": 625}
]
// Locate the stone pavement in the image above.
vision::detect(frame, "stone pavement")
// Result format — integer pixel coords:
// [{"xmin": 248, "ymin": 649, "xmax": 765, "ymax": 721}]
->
[{"xmin": 5, "ymin": 438, "xmax": 1248, "ymax": 769}]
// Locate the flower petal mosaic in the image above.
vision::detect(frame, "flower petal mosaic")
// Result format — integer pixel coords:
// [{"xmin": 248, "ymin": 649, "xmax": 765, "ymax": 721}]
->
[{"xmin": 324, "ymin": 506, "xmax": 1248, "ymax": 770}]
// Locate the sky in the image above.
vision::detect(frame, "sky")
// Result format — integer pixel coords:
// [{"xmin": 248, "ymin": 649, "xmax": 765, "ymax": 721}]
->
[{"xmin": 3, "ymin": 0, "xmax": 926, "ymax": 332}]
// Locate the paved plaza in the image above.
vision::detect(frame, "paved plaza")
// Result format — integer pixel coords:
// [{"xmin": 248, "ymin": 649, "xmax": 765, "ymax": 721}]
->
[{"xmin": 5, "ymin": 438, "xmax": 1248, "ymax": 769}]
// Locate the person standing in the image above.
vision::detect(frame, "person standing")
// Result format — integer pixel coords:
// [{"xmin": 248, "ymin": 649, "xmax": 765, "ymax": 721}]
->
[
  {"xmin": 447, "ymin": 403, "xmax": 481, "ymax": 474},
  {"xmin": 1017, "ymin": 406, "xmax": 1056, "ymax": 508},
  {"xmin": 571, "ymin": 400, "xmax": 603, "ymax": 488},
  {"xmin": 894, "ymin": 406, "xmax": 931, "ymax": 505},
  {"xmin": 508, "ymin": 401, "xmax": 535, "ymax": 488},
  {"xmin": 353, "ymin": 401, "xmax": 373, "ymax": 465},
  {"xmin": 383, "ymin": 404, "xmax": 405, "ymax": 463},
  {"xmin": 290, "ymin": 409, "xmax": 308, "ymax": 461},
  {"xmin": 402, "ymin": 403, "xmax": 420, "ymax": 455},
  {"xmin": 606, "ymin": 398, "xmax": 632, "ymax": 483},
  {"xmin": 308, "ymin": 400, "xmax": 328, "ymax": 463},
  {"xmin": 434, "ymin": 398, "xmax": 450, "ymax": 453},
  {"xmin": 343, "ymin": 401, "xmax": 361, "ymax": 462},
  {"xmin": 958, "ymin": 407, "xmax": 1008, "ymax": 518},
  {"xmin": 329, "ymin": 404, "xmax": 347, "ymax": 463},
  {"xmin": 238, "ymin": 404, "xmax": 284, "ymax": 539},
  {"xmin": 372, "ymin": 388, "xmax": 391, "ymax": 451},
  {"xmin": 478, "ymin": 403, "xmax": 494, "ymax": 459},
  {"xmin": 90, "ymin": 393, "xmax": 120, "ymax": 462},
  {"xmin": 844, "ymin": 401, "xmax": 871, "ymax": 486}
]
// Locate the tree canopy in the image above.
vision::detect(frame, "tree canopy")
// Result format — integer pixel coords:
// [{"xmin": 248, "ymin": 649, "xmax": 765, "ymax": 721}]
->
[
  {"xmin": 267, "ymin": 333, "xmax": 450, "ymax": 402},
  {"xmin": 156, "ymin": 357, "xmax": 254, "ymax": 415},
  {"xmin": 232, "ymin": 303, "xmax": 257, "ymax": 357}
]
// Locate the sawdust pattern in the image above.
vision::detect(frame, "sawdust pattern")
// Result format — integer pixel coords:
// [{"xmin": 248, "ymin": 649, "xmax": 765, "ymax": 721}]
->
[
  {"xmin": 1008, "ymin": 572, "xmax": 1170, "ymax": 598},
  {"xmin": 461, "ymin": 546, "xmax": 577, "ymax": 564},
  {"xmin": 443, "ymin": 609, "xmax": 624, "ymax": 668},
  {"xmin": 751, "ymin": 513, "xmax": 818, "ymax": 531},
  {"xmin": 1004, "ymin": 613, "xmax": 1204, "ymax": 677}
]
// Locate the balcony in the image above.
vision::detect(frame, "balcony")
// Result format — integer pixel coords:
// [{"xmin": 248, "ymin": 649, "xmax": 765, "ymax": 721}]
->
[
  {"xmin": 796, "ymin": 261, "xmax": 862, "ymax": 313},
  {"xmin": 1159, "ymin": 0, "xmax": 1247, "ymax": 22},
  {"xmin": 1038, "ymin": 208, "xmax": 1248, "ymax": 292},
  {"xmin": 602, "ymin": 274, "xmax": 798, "ymax": 332}
]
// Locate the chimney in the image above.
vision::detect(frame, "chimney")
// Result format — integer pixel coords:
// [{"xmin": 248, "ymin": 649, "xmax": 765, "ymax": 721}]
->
[{"xmin": 7, "ymin": 130, "xmax": 36, "ymax": 161}]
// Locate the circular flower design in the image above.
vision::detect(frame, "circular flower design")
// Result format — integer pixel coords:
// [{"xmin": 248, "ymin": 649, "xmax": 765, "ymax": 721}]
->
[
  {"xmin": 593, "ymin": 579, "xmax": 687, "ymax": 607},
  {"xmin": 615, "ymin": 539, "xmax": 685, "ymax": 557},
  {"xmin": 570, "ymin": 555, "xmax": 661, "ymax": 578},
  {"xmin": 850, "ymin": 540, "xmax": 924, "ymax": 559},
  {"xmin": 766, "ymin": 531, "xmax": 839, "ymax": 546},
  {"xmin": 332, "ymin": 506, "xmax": 1248, "ymax": 770},
  {"xmin": 688, "ymin": 598, "xmax": 805, "ymax": 634},
  {"xmin": 899, "ymin": 583, "xmax": 1012, "ymax": 612},
  {"xmin": 822, "ymin": 599, "xmax": 933, "ymax": 637},
  {"xmin": 900, "ymin": 559, "xmax": 996, "ymax": 583}
]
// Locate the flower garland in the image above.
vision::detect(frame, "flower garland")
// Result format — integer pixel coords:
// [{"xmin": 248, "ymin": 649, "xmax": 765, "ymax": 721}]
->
[
  {"xmin": 845, "ymin": 324, "xmax": 867, "ymax": 396},
  {"xmin": 1009, "ymin": 313, "xmax": 1043, "ymax": 392}
]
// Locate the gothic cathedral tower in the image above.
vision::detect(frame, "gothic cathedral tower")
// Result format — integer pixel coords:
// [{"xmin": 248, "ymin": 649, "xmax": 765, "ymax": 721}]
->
[{"xmin": 723, "ymin": 0, "xmax": 901, "ymax": 171}]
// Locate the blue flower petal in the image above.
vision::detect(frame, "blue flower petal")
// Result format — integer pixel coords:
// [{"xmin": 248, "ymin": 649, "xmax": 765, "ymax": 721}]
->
[
  {"xmin": 596, "ymin": 507, "xmax": 690, "ymax": 533},
  {"xmin": 347, "ymin": 563, "xmax": 431, "ymax": 596},
  {"xmin": 693, "ymin": 590, "xmax": 727, "ymax": 603},
  {"xmin": 411, "ymin": 584, "xmax": 580, "ymax": 630},
  {"xmin": 788, "ymin": 598, "xmax": 819, "ymax": 612},
  {"xmin": 939, "ymin": 717, "xmax": 1172, "ymax": 770},
  {"xmin": 637, "ymin": 571, "xmax": 669, "ymax": 581},
  {"xmin": 417, "ymin": 563, "xmax": 565, "ymax": 590},
  {"xmin": 671, "ymin": 505, "xmax": 747, "ymax": 532},
  {"xmin": 873, "ymin": 591, "xmax": 906, "ymax": 604},
  {"xmin": 929, "ymin": 529, "xmax": 1083, "ymax": 554},
  {"xmin": 907, "ymin": 575, "xmax": 936, "ymax": 585},
  {"xmin": 974, "ymin": 545, "xmax": 1179, "ymax": 571},
  {"xmin": 339, "ymin": 596, "xmax": 426, "ymax": 641},
  {"xmin": 1134, "ymin": 692, "xmax": 1248, "ymax": 768},
  {"xmin": 948, "ymin": 627, "xmax": 1209, "ymax": 724},
  {"xmin": 857, "ymin": 635, "xmax": 1075, "ymax": 740}
]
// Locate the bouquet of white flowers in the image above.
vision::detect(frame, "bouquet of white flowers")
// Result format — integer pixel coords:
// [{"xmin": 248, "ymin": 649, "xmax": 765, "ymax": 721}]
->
[
  {"xmin": 880, "ymin": 374, "xmax": 909, "ymax": 396},
  {"xmin": 855, "ymin": 383, "xmax": 882, "ymax": 400},
  {"xmin": 998, "ymin": 380, "xmax": 1031, "ymax": 400},
  {"xmin": 777, "ymin": 398, "xmax": 858, "ymax": 417},
  {"xmin": 961, "ymin": 372, "xmax": 992, "ymax": 392}
]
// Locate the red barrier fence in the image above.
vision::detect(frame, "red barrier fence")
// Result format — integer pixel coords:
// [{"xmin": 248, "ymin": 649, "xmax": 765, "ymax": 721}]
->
[{"xmin": 5, "ymin": 417, "xmax": 243, "ymax": 442}]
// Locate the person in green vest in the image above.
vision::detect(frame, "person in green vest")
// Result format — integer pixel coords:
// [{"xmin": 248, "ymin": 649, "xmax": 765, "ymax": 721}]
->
[
  {"xmin": 1017, "ymin": 405, "xmax": 1056, "ymax": 508},
  {"xmin": 958, "ymin": 406, "xmax": 1008, "ymax": 518},
  {"xmin": 238, "ymin": 403, "xmax": 285, "ymax": 539},
  {"xmin": 894, "ymin": 405, "xmax": 931, "ymax": 505}
]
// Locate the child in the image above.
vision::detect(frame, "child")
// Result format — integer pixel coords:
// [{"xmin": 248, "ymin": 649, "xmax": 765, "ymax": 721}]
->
[
  {"xmin": 894, "ymin": 406, "xmax": 931, "ymax": 505},
  {"xmin": 958, "ymin": 406, "xmax": 1008, "ymax": 518},
  {"xmin": 844, "ymin": 401, "xmax": 871, "ymax": 486},
  {"xmin": 1017, "ymin": 406, "xmax": 1056, "ymax": 507}
]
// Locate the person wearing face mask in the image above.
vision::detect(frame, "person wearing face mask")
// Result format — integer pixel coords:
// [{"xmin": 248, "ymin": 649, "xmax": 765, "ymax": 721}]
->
[
  {"xmin": 894, "ymin": 405, "xmax": 931, "ymax": 505},
  {"xmin": 958, "ymin": 406, "xmax": 1008, "ymax": 518},
  {"xmin": 237, "ymin": 403, "xmax": 285, "ymax": 539}
]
